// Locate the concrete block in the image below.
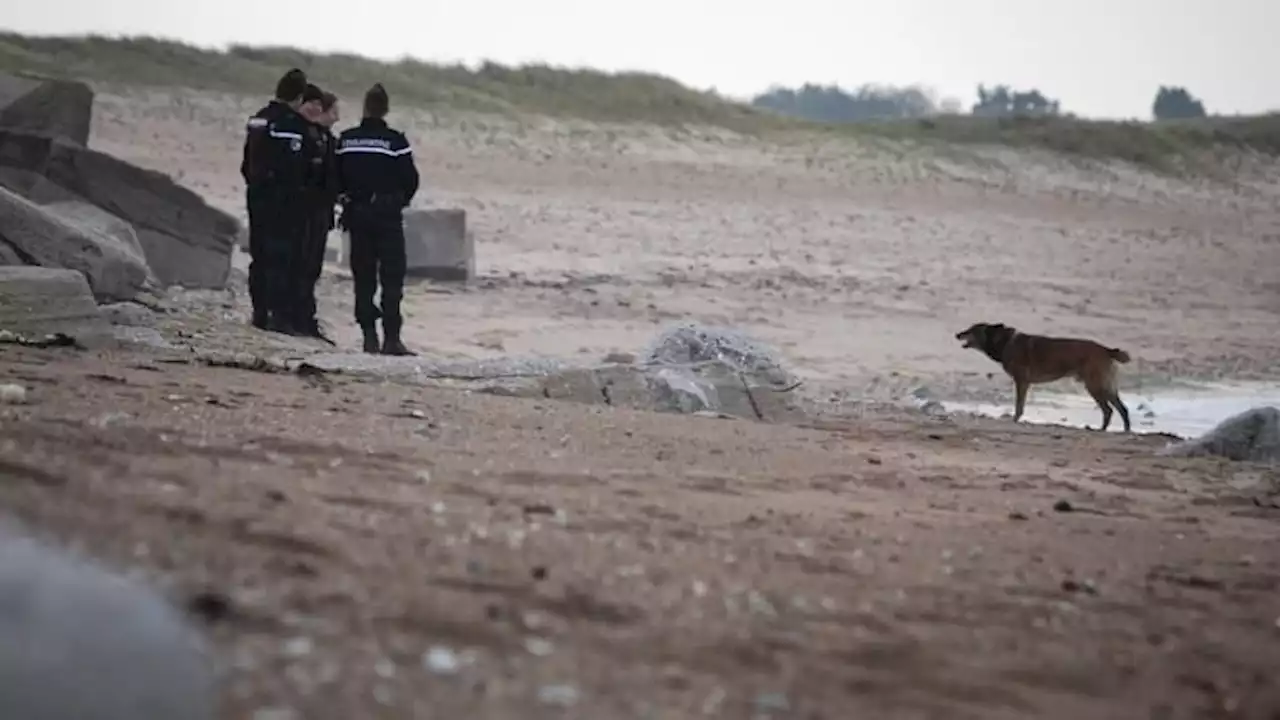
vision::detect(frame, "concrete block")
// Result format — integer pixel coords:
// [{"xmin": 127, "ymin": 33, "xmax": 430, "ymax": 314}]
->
[
  {"xmin": 0, "ymin": 129, "xmax": 238, "ymax": 289},
  {"xmin": 0, "ymin": 266, "xmax": 114, "ymax": 346},
  {"xmin": 0, "ymin": 189, "xmax": 152, "ymax": 302},
  {"xmin": 339, "ymin": 208, "xmax": 473, "ymax": 281},
  {"xmin": 0, "ymin": 71, "xmax": 94, "ymax": 146},
  {"xmin": 405, "ymin": 208, "xmax": 472, "ymax": 281}
]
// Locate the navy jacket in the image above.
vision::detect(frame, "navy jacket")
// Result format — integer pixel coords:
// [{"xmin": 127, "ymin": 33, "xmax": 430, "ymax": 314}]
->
[
  {"xmin": 240, "ymin": 100, "xmax": 313, "ymax": 192},
  {"xmin": 335, "ymin": 118, "xmax": 420, "ymax": 213}
]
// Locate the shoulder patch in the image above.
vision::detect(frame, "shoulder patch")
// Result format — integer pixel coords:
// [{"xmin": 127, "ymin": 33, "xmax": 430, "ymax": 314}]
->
[
  {"xmin": 246, "ymin": 117, "xmax": 269, "ymax": 129},
  {"xmin": 335, "ymin": 135, "xmax": 399, "ymax": 156}
]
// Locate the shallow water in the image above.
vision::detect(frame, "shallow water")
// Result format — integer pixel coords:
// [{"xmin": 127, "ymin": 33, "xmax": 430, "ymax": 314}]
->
[{"xmin": 943, "ymin": 381, "xmax": 1280, "ymax": 439}]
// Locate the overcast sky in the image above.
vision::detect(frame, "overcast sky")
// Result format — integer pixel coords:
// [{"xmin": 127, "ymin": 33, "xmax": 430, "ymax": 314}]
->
[{"xmin": 5, "ymin": 0, "xmax": 1275, "ymax": 119}]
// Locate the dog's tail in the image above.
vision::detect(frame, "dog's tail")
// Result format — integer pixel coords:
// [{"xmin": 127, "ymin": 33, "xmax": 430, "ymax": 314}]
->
[{"xmin": 1107, "ymin": 347, "xmax": 1131, "ymax": 364}]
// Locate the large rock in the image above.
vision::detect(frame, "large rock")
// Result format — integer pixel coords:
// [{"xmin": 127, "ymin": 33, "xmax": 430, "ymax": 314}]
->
[
  {"xmin": 0, "ymin": 266, "xmax": 113, "ymax": 345},
  {"xmin": 339, "ymin": 208, "xmax": 473, "ymax": 281},
  {"xmin": 46, "ymin": 200, "xmax": 160, "ymax": 287},
  {"xmin": 1159, "ymin": 406, "xmax": 1280, "ymax": 462},
  {"xmin": 0, "ymin": 166, "xmax": 82, "ymax": 204},
  {"xmin": 537, "ymin": 361, "xmax": 799, "ymax": 421},
  {"xmin": 0, "ymin": 187, "xmax": 153, "ymax": 301},
  {"xmin": 0, "ymin": 72, "xmax": 93, "ymax": 146},
  {"xmin": 0, "ymin": 522, "xmax": 217, "ymax": 720},
  {"xmin": 0, "ymin": 239, "xmax": 20, "ymax": 265},
  {"xmin": 640, "ymin": 323, "xmax": 797, "ymax": 387},
  {"xmin": 0, "ymin": 130, "xmax": 239, "ymax": 289}
]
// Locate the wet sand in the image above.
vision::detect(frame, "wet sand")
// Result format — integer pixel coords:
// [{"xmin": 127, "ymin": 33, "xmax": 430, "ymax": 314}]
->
[{"xmin": 947, "ymin": 381, "xmax": 1280, "ymax": 438}]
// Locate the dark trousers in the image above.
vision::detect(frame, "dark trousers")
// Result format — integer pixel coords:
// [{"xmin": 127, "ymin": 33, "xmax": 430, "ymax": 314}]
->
[
  {"xmin": 245, "ymin": 187, "xmax": 271, "ymax": 319},
  {"xmin": 246, "ymin": 187, "xmax": 306, "ymax": 321},
  {"xmin": 293, "ymin": 196, "xmax": 332, "ymax": 327},
  {"xmin": 346, "ymin": 209, "xmax": 406, "ymax": 332}
]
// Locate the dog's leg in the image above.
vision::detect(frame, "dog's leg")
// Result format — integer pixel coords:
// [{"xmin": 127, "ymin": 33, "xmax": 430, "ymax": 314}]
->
[
  {"xmin": 1084, "ymin": 382, "xmax": 1114, "ymax": 431},
  {"xmin": 1013, "ymin": 378, "xmax": 1029, "ymax": 422},
  {"xmin": 1110, "ymin": 394, "xmax": 1132, "ymax": 432},
  {"xmin": 1092, "ymin": 364, "xmax": 1131, "ymax": 432}
]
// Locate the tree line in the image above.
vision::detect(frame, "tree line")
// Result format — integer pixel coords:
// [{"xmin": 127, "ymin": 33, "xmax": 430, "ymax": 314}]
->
[{"xmin": 751, "ymin": 83, "xmax": 1212, "ymax": 123}]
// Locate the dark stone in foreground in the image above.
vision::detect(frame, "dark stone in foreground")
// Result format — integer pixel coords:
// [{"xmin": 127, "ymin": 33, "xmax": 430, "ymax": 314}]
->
[{"xmin": 0, "ymin": 522, "xmax": 217, "ymax": 720}]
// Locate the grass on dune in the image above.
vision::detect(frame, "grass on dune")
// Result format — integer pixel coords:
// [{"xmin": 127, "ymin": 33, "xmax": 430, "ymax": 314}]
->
[{"xmin": 2, "ymin": 31, "xmax": 1278, "ymax": 172}]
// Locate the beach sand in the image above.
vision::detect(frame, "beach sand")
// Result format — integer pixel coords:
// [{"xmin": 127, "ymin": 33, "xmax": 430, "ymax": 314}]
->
[{"xmin": 1, "ymin": 85, "xmax": 1278, "ymax": 718}]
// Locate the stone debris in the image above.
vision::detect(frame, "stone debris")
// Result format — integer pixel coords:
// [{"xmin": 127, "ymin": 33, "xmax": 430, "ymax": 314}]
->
[
  {"xmin": 99, "ymin": 301, "xmax": 157, "ymax": 327},
  {"xmin": 0, "ymin": 266, "xmax": 114, "ymax": 346},
  {"xmin": 0, "ymin": 128, "xmax": 239, "ymax": 289},
  {"xmin": 0, "ymin": 189, "xmax": 153, "ymax": 302},
  {"xmin": 639, "ymin": 322, "xmax": 796, "ymax": 387},
  {"xmin": 1159, "ymin": 406, "xmax": 1280, "ymax": 462}
]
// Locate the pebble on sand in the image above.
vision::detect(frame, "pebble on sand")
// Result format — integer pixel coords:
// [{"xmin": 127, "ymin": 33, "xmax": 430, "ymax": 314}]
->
[
  {"xmin": 423, "ymin": 645, "xmax": 461, "ymax": 675},
  {"xmin": 524, "ymin": 637, "xmax": 554, "ymax": 657},
  {"xmin": 0, "ymin": 383, "xmax": 27, "ymax": 404},
  {"xmin": 537, "ymin": 684, "xmax": 579, "ymax": 707}
]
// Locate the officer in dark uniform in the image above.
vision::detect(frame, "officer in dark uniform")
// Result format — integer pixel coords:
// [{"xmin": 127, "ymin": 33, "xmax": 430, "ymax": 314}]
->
[
  {"xmin": 240, "ymin": 68, "xmax": 309, "ymax": 331},
  {"xmin": 336, "ymin": 83, "xmax": 420, "ymax": 355},
  {"xmin": 292, "ymin": 85, "xmax": 339, "ymax": 344}
]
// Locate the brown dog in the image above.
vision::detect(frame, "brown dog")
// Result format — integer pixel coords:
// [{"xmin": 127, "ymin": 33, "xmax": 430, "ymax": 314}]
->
[{"xmin": 955, "ymin": 322, "xmax": 1132, "ymax": 432}]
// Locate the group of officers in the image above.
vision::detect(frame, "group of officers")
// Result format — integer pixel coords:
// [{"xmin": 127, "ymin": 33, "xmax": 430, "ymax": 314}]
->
[{"xmin": 240, "ymin": 68, "xmax": 421, "ymax": 356}]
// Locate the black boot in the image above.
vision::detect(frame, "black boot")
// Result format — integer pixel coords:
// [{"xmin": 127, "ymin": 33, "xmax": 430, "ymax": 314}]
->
[
  {"xmin": 360, "ymin": 324, "xmax": 380, "ymax": 354},
  {"xmin": 265, "ymin": 314, "xmax": 301, "ymax": 335},
  {"xmin": 380, "ymin": 319, "xmax": 416, "ymax": 356},
  {"xmin": 300, "ymin": 317, "xmax": 336, "ymax": 346},
  {"xmin": 251, "ymin": 309, "xmax": 270, "ymax": 330}
]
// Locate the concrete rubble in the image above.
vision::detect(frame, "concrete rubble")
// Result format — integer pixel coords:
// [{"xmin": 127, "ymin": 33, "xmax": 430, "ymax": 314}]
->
[
  {"xmin": 296, "ymin": 323, "xmax": 804, "ymax": 421},
  {"xmin": 0, "ymin": 128, "xmax": 239, "ymax": 289},
  {"xmin": 1158, "ymin": 406, "xmax": 1280, "ymax": 462},
  {"xmin": 0, "ymin": 187, "xmax": 152, "ymax": 302},
  {"xmin": 0, "ymin": 266, "xmax": 114, "ymax": 346},
  {"xmin": 0, "ymin": 73, "xmax": 240, "ymax": 292}
]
